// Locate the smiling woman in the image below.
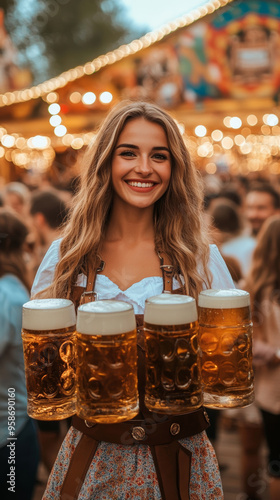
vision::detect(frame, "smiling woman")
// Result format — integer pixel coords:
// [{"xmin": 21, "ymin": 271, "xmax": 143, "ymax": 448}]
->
[{"xmin": 31, "ymin": 100, "xmax": 234, "ymax": 500}]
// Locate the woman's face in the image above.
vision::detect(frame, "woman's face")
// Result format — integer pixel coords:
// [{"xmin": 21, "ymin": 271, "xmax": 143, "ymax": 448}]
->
[{"xmin": 111, "ymin": 117, "xmax": 171, "ymax": 210}]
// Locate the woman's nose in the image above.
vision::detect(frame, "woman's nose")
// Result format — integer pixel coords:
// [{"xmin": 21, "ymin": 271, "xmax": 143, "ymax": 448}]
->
[{"xmin": 135, "ymin": 155, "xmax": 153, "ymax": 175}]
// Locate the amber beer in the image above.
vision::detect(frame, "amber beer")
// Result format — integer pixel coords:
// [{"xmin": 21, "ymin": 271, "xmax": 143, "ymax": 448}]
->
[
  {"xmin": 76, "ymin": 300, "xmax": 139, "ymax": 423},
  {"xmin": 21, "ymin": 298, "xmax": 77, "ymax": 420},
  {"xmin": 198, "ymin": 289, "xmax": 254, "ymax": 409},
  {"xmin": 144, "ymin": 294, "xmax": 202, "ymax": 414}
]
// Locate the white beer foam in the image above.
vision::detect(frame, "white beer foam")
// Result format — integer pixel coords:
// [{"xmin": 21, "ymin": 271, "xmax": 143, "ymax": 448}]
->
[
  {"xmin": 22, "ymin": 298, "xmax": 76, "ymax": 330},
  {"xmin": 144, "ymin": 293, "xmax": 197, "ymax": 325},
  {"xmin": 198, "ymin": 288, "xmax": 250, "ymax": 309},
  {"xmin": 77, "ymin": 300, "xmax": 136, "ymax": 335}
]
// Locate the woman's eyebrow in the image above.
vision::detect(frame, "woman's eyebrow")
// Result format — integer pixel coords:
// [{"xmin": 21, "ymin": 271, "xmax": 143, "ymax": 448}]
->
[
  {"xmin": 115, "ymin": 143, "xmax": 138, "ymax": 149},
  {"xmin": 115, "ymin": 144, "xmax": 170, "ymax": 152},
  {"xmin": 153, "ymin": 147, "xmax": 170, "ymax": 152}
]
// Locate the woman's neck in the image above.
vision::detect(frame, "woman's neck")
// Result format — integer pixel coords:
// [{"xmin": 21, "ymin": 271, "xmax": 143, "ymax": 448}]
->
[
  {"xmin": 99, "ymin": 203, "xmax": 160, "ymax": 290},
  {"xmin": 105, "ymin": 203, "xmax": 155, "ymax": 244}
]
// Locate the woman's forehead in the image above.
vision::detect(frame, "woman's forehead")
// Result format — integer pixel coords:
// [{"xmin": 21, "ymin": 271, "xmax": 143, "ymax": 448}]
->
[{"xmin": 117, "ymin": 117, "xmax": 168, "ymax": 143}]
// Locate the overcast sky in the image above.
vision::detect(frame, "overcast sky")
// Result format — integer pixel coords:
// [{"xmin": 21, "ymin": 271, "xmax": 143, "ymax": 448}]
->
[{"xmin": 119, "ymin": 0, "xmax": 208, "ymax": 31}]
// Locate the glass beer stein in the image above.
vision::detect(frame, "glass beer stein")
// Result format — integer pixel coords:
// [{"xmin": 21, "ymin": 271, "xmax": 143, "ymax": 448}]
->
[
  {"xmin": 198, "ymin": 289, "xmax": 254, "ymax": 409},
  {"xmin": 76, "ymin": 300, "xmax": 139, "ymax": 423},
  {"xmin": 144, "ymin": 294, "xmax": 202, "ymax": 414},
  {"xmin": 21, "ymin": 298, "xmax": 77, "ymax": 420}
]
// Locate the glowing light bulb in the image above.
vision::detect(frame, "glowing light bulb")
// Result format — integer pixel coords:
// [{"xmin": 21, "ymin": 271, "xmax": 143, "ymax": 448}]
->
[
  {"xmin": 195, "ymin": 125, "xmax": 207, "ymax": 137},
  {"xmin": 48, "ymin": 103, "xmax": 61, "ymax": 115},
  {"xmin": 82, "ymin": 92, "xmax": 96, "ymax": 105},
  {"xmin": 99, "ymin": 91, "xmax": 113, "ymax": 104}
]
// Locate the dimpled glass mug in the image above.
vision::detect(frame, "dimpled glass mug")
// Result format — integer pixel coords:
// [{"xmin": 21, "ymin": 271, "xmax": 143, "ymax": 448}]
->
[
  {"xmin": 76, "ymin": 300, "xmax": 139, "ymax": 423},
  {"xmin": 198, "ymin": 289, "xmax": 254, "ymax": 409},
  {"xmin": 21, "ymin": 298, "xmax": 77, "ymax": 420},
  {"xmin": 144, "ymin": 293, "xmax": 202, "ymax": 414}
]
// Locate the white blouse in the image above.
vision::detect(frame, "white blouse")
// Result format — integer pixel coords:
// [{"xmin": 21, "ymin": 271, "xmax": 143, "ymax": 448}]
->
[{"xmin": 31, "ymin": 240, "xmax": 235, "ymax": 313}]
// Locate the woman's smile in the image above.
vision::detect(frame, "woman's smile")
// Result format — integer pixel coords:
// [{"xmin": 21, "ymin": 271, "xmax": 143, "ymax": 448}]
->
[{"xmin": 124, "ymin": 179, "xmax": 158, "ymax": 192}]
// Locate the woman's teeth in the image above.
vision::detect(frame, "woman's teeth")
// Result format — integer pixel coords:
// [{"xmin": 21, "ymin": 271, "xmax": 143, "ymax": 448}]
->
[{"xmin": 127, "ymin": 181, "xmax": 154, "ymax": 187}]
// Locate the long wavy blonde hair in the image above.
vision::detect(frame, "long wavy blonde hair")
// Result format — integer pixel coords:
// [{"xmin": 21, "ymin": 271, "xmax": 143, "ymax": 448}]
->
[
  {"xmin": 38, "ymin": 100, "xmax": 212, "ymax": 300},
  {"xmin": 246, "ymin": 215, "xmax": 280, "ymax": 305}
]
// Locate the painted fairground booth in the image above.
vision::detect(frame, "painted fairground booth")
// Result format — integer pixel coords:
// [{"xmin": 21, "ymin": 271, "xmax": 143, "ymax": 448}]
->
[{"xmin": 0, "ymin": 0, "xmax": 280, "ymax": 188}]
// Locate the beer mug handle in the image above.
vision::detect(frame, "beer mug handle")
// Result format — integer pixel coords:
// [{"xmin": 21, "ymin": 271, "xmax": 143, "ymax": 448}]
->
[{"xmin": 80, "ymin": 291, "xmax": 98, "ymax": 305}]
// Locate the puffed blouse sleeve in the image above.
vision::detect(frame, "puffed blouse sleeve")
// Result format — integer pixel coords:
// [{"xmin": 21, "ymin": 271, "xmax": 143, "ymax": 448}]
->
[
  {"xmin": 205, "ymin": 244, "xmax": 235, "ymax": 290},
  {"xmin": 31, "ymin": 239, "xmax": 61, "ymax": 297}
]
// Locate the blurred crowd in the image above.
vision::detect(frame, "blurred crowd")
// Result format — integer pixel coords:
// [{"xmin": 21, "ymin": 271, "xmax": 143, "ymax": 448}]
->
[
  {"xmin": 0, "ymin": 170, "xmax": 280, "ymax": 500},
  {"xmin": 203, "ymin": 172, "xmax": 280, "ymax": 500}
]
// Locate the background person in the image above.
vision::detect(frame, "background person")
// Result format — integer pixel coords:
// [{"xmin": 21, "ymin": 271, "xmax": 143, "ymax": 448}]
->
[
  {"xmin": 244, "ymin": 183, "xmax": 280, "ymax": 237},
  {"xmin": 207, "ymin": 197, "xmax": 255, "ymax": 277},
  {"xmin": 235, "ymin": 182, "xmax": 280, "ymax": 498},
  {"xmin": 1, "ymin": 181, "xmax": 31, "ymax": 219},
  {"xmin": 245, "ymin": 215, "xmax": 280, "ymax": 500},
  {"xmin": 29, "ymin": 188, "xmax": 70, "ymax": 270},
  {"xmin": 0, "ymin": 208, "xmax": 40, "ymax": 500}
]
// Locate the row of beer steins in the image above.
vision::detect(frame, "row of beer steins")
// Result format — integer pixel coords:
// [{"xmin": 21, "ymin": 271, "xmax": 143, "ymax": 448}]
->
[{"xmin": 21, "ymin": 289, "xmax": 254, "ymax": 424}]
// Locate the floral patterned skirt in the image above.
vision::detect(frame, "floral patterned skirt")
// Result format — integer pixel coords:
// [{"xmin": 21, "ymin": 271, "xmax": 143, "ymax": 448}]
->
[{"xmin": 42, "ymin": 427, "xmax": 224, "ymax": 500}]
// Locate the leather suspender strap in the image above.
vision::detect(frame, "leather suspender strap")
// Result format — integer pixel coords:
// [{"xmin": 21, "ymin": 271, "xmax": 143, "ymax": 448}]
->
[
  {"xmin": 71, "ymin": 256, "xmax": 105, "ymax": 308},
  {"xmin": 157, "ymin": 250, "xmax": 174, "ymax": 293},
  {"xmin": 80, "ymin": 263, "xmax": 98, "ymax": 304},
  {"xmin": 59, "ymin": 434, "xmax": 99, "ymax": 500},
  {"xmin": 150, "ymin": 441, "xmax": 191, "ymax": 500},
  {"xmin": 80, "ymin": 256, "xmax": 105, "ymax": 304}
]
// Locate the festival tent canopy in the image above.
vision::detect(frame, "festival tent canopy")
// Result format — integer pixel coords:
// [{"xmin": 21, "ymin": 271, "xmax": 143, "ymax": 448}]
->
[{"xmin": 0, "ymin": 0, "xmax": 280, "ymax": 181}]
